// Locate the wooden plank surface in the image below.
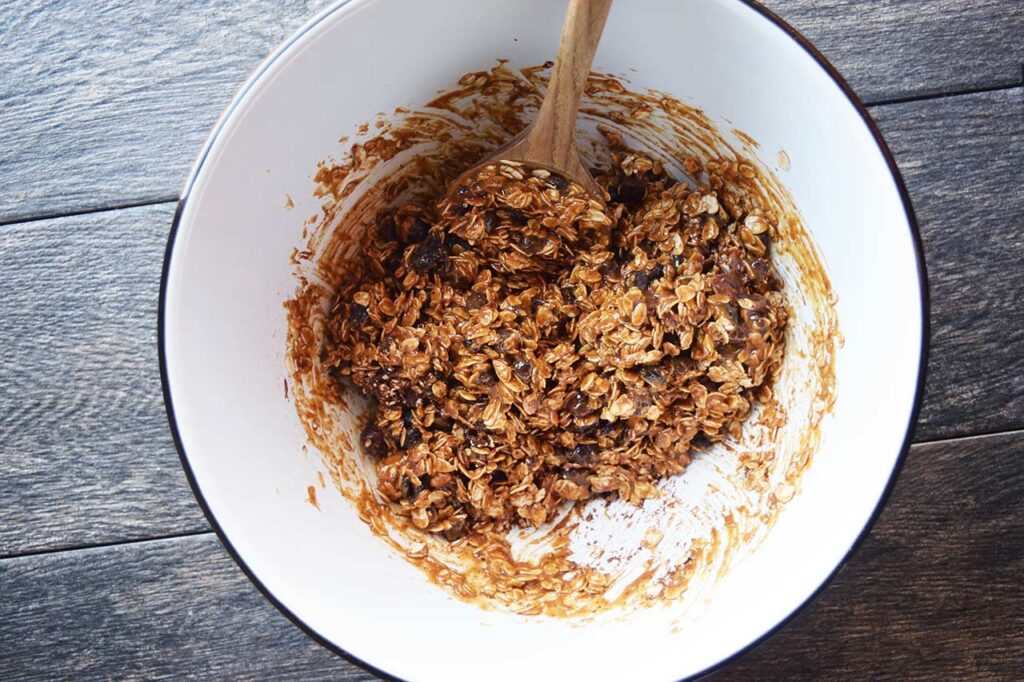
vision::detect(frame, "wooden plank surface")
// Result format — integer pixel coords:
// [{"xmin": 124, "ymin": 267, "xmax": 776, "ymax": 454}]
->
[
  {"xmin": 875, "ymin": 87, "xmax": 1024, "ymax": 441},
  {"xmin": 0, "ymin": 202, "xmax": 208, "ymax": 557},
  {"xmin": 2, "ymin": 88, "xmax": 1020, "ymax": 556},
  {"xmin": 0, "ymin": 0, "xmax": 334, "ymax": 224},
  {"xmin": 1, "ymin": 1, "xmax": 1021, "ymax": 677},
  {"xmin": 772, "ymin": 0, "xmax": 1023, "ymax": 103},
  {"xmin": 0, "ymin": 534, "xmax": 369, "ymax": 681},
  {"xmin": 1, "ymin": 0, "xmax": 1021, "ymax": 223},
  {"xmin": 3, "ymin": 432, "xmax": 1020, "ymax": 680},
  {"xmin": 715, "ymin": 431, "xmax": 1024, "ymax": 680}
]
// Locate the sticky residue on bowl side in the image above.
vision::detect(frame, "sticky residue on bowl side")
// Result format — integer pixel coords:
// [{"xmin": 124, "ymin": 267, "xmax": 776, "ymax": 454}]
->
[{"xmin": 284, "ymin": 61, "xmax": 838, "ymax": 620}]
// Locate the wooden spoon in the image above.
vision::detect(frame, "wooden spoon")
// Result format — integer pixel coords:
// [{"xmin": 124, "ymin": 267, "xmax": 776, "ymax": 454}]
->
[{"xmin": 450, "ymin": 0, "xmax": 613, "ymax": 199}]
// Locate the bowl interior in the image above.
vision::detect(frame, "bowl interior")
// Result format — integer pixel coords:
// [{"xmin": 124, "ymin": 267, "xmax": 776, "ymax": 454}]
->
[{"xmin": 162, "ymin": 1, "xmax": 923, "ymax": 680}]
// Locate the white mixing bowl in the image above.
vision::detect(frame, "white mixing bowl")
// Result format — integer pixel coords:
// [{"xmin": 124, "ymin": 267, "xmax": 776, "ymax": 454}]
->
[{"xmin": 160, "ymin": 1, "xmax": 927, "ymax": 679}]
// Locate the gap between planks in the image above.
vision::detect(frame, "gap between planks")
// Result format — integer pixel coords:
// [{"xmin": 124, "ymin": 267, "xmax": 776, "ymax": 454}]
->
[
  {"xmin": 0, "ymin": 197, "xmax": 179, "ymax": 229},
  {"xmin": 908, "ymin": 425, "xmax": 1024, "ymax": 448},
  {"xmin": 0, "ymin": 83, "xmax": 1020, "ymax": 230},
  {"xmin": 863, "ymin": 80, "xmax": 1023, "ymax": 107},
  {"xmin": 3, "ymin": 426, "xmax": 1021, "ymax": 564},
  {"xmin": 0, "ymin": 529, "xmax": 214, "ymax": 564}
]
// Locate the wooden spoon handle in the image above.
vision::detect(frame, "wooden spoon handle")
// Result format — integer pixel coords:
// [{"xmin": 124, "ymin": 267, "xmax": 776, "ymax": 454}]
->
[{"xmin": 529, "ymin": 0, "xmax": 613, "ymax": 169}]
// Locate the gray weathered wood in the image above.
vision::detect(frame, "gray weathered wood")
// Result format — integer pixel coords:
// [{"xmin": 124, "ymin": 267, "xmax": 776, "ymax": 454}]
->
[
  {"xmin": 2, "ymin": 432, "xmax": 1020, "ymax": 680},
  {"xmin": 1, "ymin": 2, "xmax": 1021, "ymax": 678},
  {"xmin": 1, "ymin": 89, "xmax": 1020, "ymax": 556},
  {"xmin": 872, "ymin": 87, "xmax": 1024, "ymax": 441},
  {"xmin": 772, "ymin": 0, "xmax": 1023, "ymax": 103},
  {"xmin": 0, "ymin": 534, "xmax": 372, "ymax": 681},
  {"xmin": 713, "ymin": 430, "xmax": 1024, "ymax": 680},
  {"xmin": 0, "ymin": 202, "xmax": 208, "ymax": 556},
  {"xmin": 0, "ymin": 0, "xmax": 334, "ymax": 224},
  {"xmin": 0, "ymin": 0, "xmax": 1021, "ymax": 223}
]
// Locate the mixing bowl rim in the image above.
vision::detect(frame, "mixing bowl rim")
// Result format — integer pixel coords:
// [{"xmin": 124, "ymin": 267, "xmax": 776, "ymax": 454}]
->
[{"xmin": 157, "ymin": 1, "xmax": 930, "ymax": 679}]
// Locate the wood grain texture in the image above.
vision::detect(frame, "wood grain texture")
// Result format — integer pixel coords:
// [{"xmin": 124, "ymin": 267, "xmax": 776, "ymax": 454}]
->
[
  {"xmin": 771, "ymin": 0, "xmax": 1023, "ymax": 104},
  {"xmin": 713, "ymin": 431, "xmax": 1024, "ymax": 680},
  {"xmin": 0, "ymin": 2, "xmax": 1020, "ymax": 678},
  {"xmin": 1, "ymin": 0, "xmax": 1021, "ymax": 223},
  {"xmin": 0, "ymin": 534, "xmax": 371, "ymax": 681},
  {"xmin": 0, "ymin": 203, "xmax": 208, "ymax": 556},
  {"xmin": 3, "ymin": 432, "xmax": 1020, "ymax": 680},
  {"xmin": 871, "ymin": 88, "xmax": 1024, "ymax": 440},
  {"xmin": 494, "ymin": 0, "xmax": 612, "ymax": 197},
  {"xmin": 0, "ymin": 0, "xmax": 334, "ymax": 224}
]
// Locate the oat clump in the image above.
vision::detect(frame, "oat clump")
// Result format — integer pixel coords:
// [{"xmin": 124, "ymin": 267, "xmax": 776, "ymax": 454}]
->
[{"xmin": 325, "ymin": 153, "xmax": 787, "ymax": 540}]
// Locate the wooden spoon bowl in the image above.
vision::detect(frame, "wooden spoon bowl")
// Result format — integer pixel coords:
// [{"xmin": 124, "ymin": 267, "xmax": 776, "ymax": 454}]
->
[{"xmin": 448, "ymin": 0, "xmax": 613, "ymax": 200}]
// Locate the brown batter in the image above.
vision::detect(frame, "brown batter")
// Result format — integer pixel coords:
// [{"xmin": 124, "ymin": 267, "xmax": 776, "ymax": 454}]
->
[
  {"xmin": 324, "ymin": 153, "xmax": 787, "ymax": 540},
  {"xmin": 285, "ymin": 61, "xmax": 837, "ymax": 617}
]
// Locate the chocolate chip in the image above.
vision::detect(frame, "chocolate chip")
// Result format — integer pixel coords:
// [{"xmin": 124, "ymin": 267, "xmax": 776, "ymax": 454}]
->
[
  {"xmin": 383, "ymin": 249, "xmax": 403, "ymax": 273},
  {"xmin": 596, "ymin": 420, "xmax": 620, "ymax": 438},
  {"xmin": 514, "ymin": 230, "xmax": 544, "ymax": 255},
  {"xmin": 633, "ymin": 264, "xmax": 664, "ymax": 290},
  {"xmin": 747, "ymin": 310, "xmax": 770, "ymax": 333},
  {"xmin": 467, "ymin": 431, "xmax": 492, "ymax": 449},
  {"xmin": 491, "ymin": 469, "xmax": 508, "ymax": 484},
  {"xmin": 360, "ymin": 423, "xmax": 387, "ymax": 457},
  {"xmin": 566, "ymin": 390, "xmax": 595, "ymax": 418},
  {"xmin": 483, "ymin": 210, "xmax": 500, "ymax": 233},
  {"xmin": 525, "ymin": 235, "xmax": 546, "ymax": 254},
  {"xmin": 448, "ymin": 234, "xmax": 472, "ymax": 254},
  {"xmin": 547, "ymin": 174, "xmax": 568, "ymax": 191},
  {"xmin": 496, "ymin": 327, "xmax": 517, "ymax": 352},
  {"xmin": 639, "ymin": 240, "xmax": 659, "ymax": 257},
  {"xmin": 599, "ymin": 258, "xmax": 621, "ymax": 280},
  {"xmin": 749, "ymin": 258, "xmax": 771, "ymax": 281},
  {"xmin": 402, "ymin": 425, "xmax": 422, "ymax": 449},
  {"xmin": 410, "ymin": 232, "xmax": 449, "ymax": 272},
  {"xmin": 367, "ymin": 369, "xmax": 399, "ymax": 403},
  {"xmin": 507, "ymin": 209, "xmax": 527, "ymax": 226},
  {"xmin": 349, "ymin": 303, "xmax": 369, "ymax": 327},
  {"xmin": 712, "ymin": 271, "xmax": 743, "ymax": 298},
  {"xmin": 400, "ymin": 409, "xmax": 426, "ymax": 448},
  {"xmin": 400, "ymin": 475, "xmax": 422, "ymax": 499},
  {"xmin": 512, "ymin": 358, "xmax": 533, "ymax": 382},
  {"xmin": 442, "ymin": 518, "xmax": 468, "ymax": 542},
  {"xmin": 564, "ymin": 443, "xmax": 597, "ymax": 465},
  {"xmin": 465, "ymin": 291, "xmax": 487, "ymax": 309},
  {"xmin": 612, "ymin": 175, "xmax": 646, "ymax": 206},
  {"xmin": 376, "ymin": 217, "xmax": 397, "ymax": 243},
  {"xmin": 640, "ymin": 366, "xmax": 667, "ymax": 388},
  {"xmin": 405, "ymin": 216, "xmax": 429, "ymax": 243}
]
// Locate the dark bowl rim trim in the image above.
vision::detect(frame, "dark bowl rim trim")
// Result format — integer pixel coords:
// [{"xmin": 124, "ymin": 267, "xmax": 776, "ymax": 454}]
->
[{"xmin": 157, "ymin": 1, "xmax": 930, "ymax": 680}]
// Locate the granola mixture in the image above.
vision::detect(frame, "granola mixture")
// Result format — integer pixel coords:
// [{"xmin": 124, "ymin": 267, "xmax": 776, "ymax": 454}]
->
[
  {"xmin": 286, "ymin": 62, "xmax": 838, "ymax": 616},
  {"xmin": 324, "ymin": 153, "xmax": 788, "ymax": 540}
]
